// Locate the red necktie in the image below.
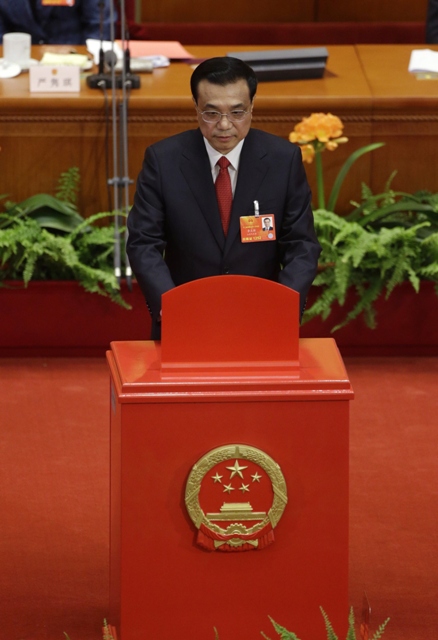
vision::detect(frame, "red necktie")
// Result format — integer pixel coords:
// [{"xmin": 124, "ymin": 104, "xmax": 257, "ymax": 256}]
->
[{"xmin": 215, "ymin": 156, "xmax": 233, "ymax": 235}]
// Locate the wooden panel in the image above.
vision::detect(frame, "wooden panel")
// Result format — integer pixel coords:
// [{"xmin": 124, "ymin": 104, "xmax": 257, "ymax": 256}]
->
[
  {"xmin": 0, "ymin": 119, "xmax": 110, "ymax": 220},
  {"xmin": 140, "ymin": 0, "xmax": 315, "ymax": 23},
  {"xmin": 317, "ymin": 0, "xmax": 428, "ymax": 23},
  {"xmin": 356, "ymin": 44, "xmax": 438, "ymax": 195}
]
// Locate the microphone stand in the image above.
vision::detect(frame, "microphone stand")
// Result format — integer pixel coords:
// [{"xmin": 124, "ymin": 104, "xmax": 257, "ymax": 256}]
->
[{"xmin": 108, "ymin": 0, "xmax": 138, "ymax": 289}]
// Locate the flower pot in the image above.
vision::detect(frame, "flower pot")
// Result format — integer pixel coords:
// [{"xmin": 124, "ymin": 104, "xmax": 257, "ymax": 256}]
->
[
  {"xmin": 301, "ymin": 281, "xmax": 438, "ymax": 356},
  {"xmin": 0, "ymin": 280, "xmax": 151, "ymax": 357}
]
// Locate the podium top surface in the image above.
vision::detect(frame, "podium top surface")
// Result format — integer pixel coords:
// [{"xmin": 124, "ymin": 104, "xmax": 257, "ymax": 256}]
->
[{"xmin": 107, "ymin": 338, "xmax": 354, "ymax": 403}]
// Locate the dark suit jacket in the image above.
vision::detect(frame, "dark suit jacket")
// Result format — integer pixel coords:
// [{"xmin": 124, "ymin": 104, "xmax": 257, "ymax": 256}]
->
[
  {"xmin": 426, "ymin": 0, "xmax": 438, "ymax": 43},
  {"xmin": 0, "ymin": 0, "xmax": 112, "ymax": 44},
  {"xmin": 127, "ymin": 128, "xmax": 321, "ymax": 339}
]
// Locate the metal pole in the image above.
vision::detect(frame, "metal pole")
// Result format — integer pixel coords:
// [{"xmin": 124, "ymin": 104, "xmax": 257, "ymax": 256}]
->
[{"xmin": 109, "ymin": 0, "xmax": 121, "ymax": 285}]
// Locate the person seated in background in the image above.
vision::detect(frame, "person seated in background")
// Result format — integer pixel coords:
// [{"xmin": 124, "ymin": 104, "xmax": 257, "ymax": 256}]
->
[
  {"xmin": 426, "ymin": 0, "xmax": 438, "ymax": 43},
  {"xmin": 0, "ymin": 0, "xmax": 113, "ymax": 45}
]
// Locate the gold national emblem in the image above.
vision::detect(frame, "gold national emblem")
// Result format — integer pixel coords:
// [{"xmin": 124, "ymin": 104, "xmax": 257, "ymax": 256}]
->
[{"xmin": 185, "ymin": 444, "xmax": 288, "ymax": 552}]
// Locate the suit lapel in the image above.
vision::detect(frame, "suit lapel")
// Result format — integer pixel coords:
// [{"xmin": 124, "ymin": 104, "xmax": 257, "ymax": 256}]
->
[
  {"xmin": 179, "ymin": 130, "xmax": 226, "ymax": 251},
  {"xmin": 225, "ymin": 131, "xmax": 269, "ymax": 252}
]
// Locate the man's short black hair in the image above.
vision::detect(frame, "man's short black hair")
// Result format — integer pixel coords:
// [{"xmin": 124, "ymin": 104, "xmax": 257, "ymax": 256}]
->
[{"xmin": 190, "ymin": 56, "xmax": 258, "ymax": 103}]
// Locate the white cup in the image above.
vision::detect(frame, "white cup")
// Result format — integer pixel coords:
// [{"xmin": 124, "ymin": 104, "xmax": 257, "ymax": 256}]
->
[{"xmin": 3, "ymin": 32, "xmax": 31, "ymax": 67}]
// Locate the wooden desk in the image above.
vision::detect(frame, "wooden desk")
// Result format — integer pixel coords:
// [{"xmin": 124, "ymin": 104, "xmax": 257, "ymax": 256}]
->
[
  {"xmin": 0, "ymin": 45, "xmax": 436, "ymax": 217},
  {"xmin": 356, "ymin": 44, "xmax": 438, "ymax": 196}
]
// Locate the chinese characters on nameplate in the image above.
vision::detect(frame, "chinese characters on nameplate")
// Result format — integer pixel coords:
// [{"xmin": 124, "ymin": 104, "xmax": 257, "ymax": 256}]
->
[{"xmin": 29, "ymin": 65, "xmax": 80, "ymax": 93}]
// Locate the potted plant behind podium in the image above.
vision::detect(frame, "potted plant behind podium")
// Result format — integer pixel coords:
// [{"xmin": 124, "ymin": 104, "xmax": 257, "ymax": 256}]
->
[
  {"xmin": 0, "ymin": 168, "xmax": 150, "ymax": 356},
  {"xmin": 291, "ymin": 113, "xmax": 438, "ymax": 355}
]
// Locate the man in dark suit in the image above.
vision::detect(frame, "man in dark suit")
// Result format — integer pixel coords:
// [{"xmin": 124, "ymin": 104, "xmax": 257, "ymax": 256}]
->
[
  {"xmin": 127, "ymin": 56, "xmax": 321, "ymax": 340},
  {"xmin": 0, "ymin": 0, "xmax": 112, "ymax": 45}
]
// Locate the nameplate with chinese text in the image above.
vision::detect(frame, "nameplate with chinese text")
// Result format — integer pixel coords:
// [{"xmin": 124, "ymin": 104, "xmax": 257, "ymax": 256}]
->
[{"xmin": 30, "ymin": 66, "xmax": 80, "ymax": 93}]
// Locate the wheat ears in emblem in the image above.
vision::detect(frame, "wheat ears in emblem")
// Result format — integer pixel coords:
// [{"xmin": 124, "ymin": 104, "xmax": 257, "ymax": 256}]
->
[{"xmin": 185, "ymin": 444, "xmax": 288, "ymax": 552}]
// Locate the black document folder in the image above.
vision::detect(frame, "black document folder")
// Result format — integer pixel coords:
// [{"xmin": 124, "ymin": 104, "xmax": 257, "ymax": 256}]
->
[{"xmin": 227, "ymin": 47, "xmax": 329, "ymax": 81}]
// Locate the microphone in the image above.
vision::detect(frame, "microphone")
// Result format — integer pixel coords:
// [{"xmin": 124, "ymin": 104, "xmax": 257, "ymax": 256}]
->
[
  {"xmin": 118, "ymin": 22, "xmax": 140, "ymax": 89},
  {"xmin": 86, "ymin": 0, "xmax": 112, "ymax": 88},
  {"xmin": 104, "ymin": 49, "xmax": 118, "ymax": 70},
  {"xmin": 86, "ymin": 1, "xmax": 141, "ymax": 89}
]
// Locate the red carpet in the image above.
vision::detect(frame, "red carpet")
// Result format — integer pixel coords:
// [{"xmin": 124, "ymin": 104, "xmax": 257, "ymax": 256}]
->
[{"xmin": 0, "ymin": 356, "xmax": 437, "ymax": 640}]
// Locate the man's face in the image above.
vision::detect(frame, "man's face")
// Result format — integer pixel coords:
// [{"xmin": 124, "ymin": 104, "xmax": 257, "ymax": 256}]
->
[
  {"xmin": 194, "ymin": 78, "xmax": 253, "ymax": 154},
  {"xmin": 263, "ymin": 218, "xmax": 271, "ymax": 228}
]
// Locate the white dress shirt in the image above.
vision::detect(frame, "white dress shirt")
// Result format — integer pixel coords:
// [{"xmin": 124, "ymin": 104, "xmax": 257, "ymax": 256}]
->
[{"xmin": 203, "ymin": 137, "xmax": 245, "ymax": 195}]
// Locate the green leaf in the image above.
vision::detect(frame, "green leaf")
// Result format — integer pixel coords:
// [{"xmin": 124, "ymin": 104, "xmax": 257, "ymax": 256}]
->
[
  {"xmin": 327, "ymin": 143, "xmax": 385, "ymax": 213},
  {"xmin": 29, "ymin": 210, "xmax": 85, "ymax": 232},
  {"xmin": 55, "ymin": 166, "xmax": 80, "ymax": 204},
  {"xmin": 370, "ymin": 618, "xmax": 390, "ymax": 640},
  {"xmin": 383, "ymin": 170, "xmax": 398, "ymax": 193},
  {"xmin": 3, "ymin": 194, "xmax": 84, "ymax": 232},
  {"xmin": 356, "ymin": 201, "xmax": 435, "ymax": 227},
  {"xmin": 267, "ymin": 616, "xmax": 301, "ymax": 640},
  {"xmin": 346, "ymin": 607, "xmax": 356, "ymax": 640},
  {"xmin": 319, "ymin": 607, "xmax": 338, "ymax": 640},
  {"xmin": 9, "ymin": 193, "xmax": 80, "ymax": 216}
]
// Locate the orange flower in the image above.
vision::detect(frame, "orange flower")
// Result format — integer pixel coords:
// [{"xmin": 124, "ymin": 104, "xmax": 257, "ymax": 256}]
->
[
  {"xmin": 289, "ymin": 112, "xmax": 383, "ymax": 211},
  {"xmin": 300, "ymin": 144, "xmax": 315, "ymax": 164},
  {"xmin": 290, "ymin": 112, "xmax": 344, "ymax": 143},
  {"xmin": 289, "ymin": 113, "xmax": 348, "ymax": 164},
  {"xmin": 325, "ymin": 137, "xmax": 348, "ymax": 151}
]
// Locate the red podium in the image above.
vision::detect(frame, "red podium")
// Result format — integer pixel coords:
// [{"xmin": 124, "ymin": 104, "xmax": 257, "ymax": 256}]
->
[{"xmin": 107, "ymin": 276, "xmax": 353, "ymax": 640}]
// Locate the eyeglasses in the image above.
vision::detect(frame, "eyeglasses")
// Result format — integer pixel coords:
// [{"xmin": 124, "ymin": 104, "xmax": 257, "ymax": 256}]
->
[{"xmin": 197, "ymin": 108, "xmax": 251, "ymax": 123}]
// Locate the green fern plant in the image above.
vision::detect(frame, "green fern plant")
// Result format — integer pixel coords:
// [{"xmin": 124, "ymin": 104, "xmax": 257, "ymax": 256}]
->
[
  {"xmin": 346, "ymin": 173, "xmax": 438, "ymax": 233},
  {"xmin": 303, "ymin": 189, "xmax": 438, "ymax": 330},
  {"xmin": 289, "ymin": 116, "xmax": 438, "ymax": 329},
  {"xmin": 0, "ymin": 169, "xmax": 129, "ymax": 308},
  {"xmin": 55, "ymin": 166, "xmax": 81, "ymax": 205},
  {"xmin": 1, "ymin": 166, "xmax": 83, "ymax": 233},
  {"xmin": 262, "ymin": 607, "xmax": 389, "ymax": 640},
  {"xmin": 261, "ymin": 615, "xmax": 301, "ymax": 639}
]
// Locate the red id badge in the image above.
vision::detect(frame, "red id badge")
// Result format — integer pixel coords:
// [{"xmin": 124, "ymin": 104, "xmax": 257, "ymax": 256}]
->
[
  {"xmin": 240, "ymin": 215, "xmax": 276, "ymax": 243},
  {"xmin": 42, "ymin": 0, "xmax": 75, "ymax": 5}
]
